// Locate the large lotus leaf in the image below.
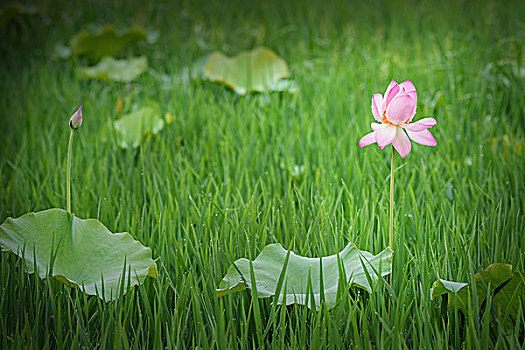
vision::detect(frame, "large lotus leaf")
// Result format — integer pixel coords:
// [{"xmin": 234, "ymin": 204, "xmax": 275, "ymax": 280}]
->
[
  {"xmin": 431, "ymin": 263, "xmax": 525, "ymax": 320},
  {"xmin": 217, "ymin": 243, "xmax": 392, "ymax": 309},
  {"xmin": 81, "ymin": 56, "xmax": 148, "ymax": 83},
  {"xmin": 203, "ymin": 47, "xmax": 291, "ymax": 95},
  {"xmin": 70, "ymin": 25, "xmax": 147, "ymax": 61},
  {"xmin": 0, "ymin": 209, "xmax": 157, "ymax": 300},
  {"xmin": 114, "ymin": 106, "xmax": 165, "ymax": 148}
]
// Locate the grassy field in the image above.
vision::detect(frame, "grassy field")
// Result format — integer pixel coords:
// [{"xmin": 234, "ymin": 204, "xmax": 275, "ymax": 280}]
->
[{"xmin": 1, "ymin": 0, "xmax": 524, "ymax": 348}]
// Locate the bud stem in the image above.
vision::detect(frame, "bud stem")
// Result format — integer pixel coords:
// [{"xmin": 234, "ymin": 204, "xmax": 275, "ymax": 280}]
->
[{"xmin": 66, "ymin": 129, "xmax": 74, "ymax": 214}]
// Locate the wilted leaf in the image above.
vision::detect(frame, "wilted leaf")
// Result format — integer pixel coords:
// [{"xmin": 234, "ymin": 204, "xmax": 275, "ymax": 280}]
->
[
  {"xmin": 431, "ymin": 263, "xmax": 525, "ymax": 320},
  {"xmin": 70, "ymin": 25, "xmax": 148, "ymax": 61},
  {"xmin": 217, "ymin": 243, "xmax": 392, "ymax": 309},
  {"xmin": 0, "ymin": 209, "xmax": 157, "ymax": 300},
  {"xmin": 203, "ymin": 47, "xmax": 293, "ymax": 94},
  {"xmin": 81, "ymin": 56, "xmax": 148, "ymax": 82},
  {"xmin": 114, "ymin": 106, "xmax": 165, "ymax": 148}
]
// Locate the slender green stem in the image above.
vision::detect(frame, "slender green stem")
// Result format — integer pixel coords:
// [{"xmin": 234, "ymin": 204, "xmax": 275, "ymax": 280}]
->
[
  {"xmin": 389, "ymin": 146, "xmax": 395, "ymax": 252},
  {"xmin": 388, "ymin": 147, "xmax": 395, "ymax": 302},
  {"xmin": 66, "ymin": 129, "xmax": 74, "ymax": 214}
]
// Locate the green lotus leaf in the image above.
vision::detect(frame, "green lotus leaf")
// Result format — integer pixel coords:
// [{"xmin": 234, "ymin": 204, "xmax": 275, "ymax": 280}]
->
[
  {"xmin": 217, "ymin": 243, "xmax": 392, "ymax": 309},
  {"xmin": 0, "ymin": 208, "xmax": 157, "ymax": 300},
  {"xmin": 203, "ymin": 47, "xmax": 292, "ymax": 95},
  {"xmin": 114, "ymin": 106, "xmax": 165, "ymax": 148},
  {"xmin": 431, "ymin": 263, "xmax": 525, "ymax": 320},
  {"xmin": 70, "ymin": 25, "xmax": 148, "ymax": 61},
  {"xmin": 80, "ymin": 56, "xmax": 148, "ymax": 83}
]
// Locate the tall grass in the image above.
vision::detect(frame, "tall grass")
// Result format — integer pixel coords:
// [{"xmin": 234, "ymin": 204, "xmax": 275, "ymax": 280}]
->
[{"xmin": 1, "ymin": 0, "xmax": 524, "ymax": 348}]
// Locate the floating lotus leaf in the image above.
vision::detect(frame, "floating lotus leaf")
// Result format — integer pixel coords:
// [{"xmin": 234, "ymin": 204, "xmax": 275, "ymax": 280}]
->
[
  {"xmin": 70, "ymin": 25, "xmax": 148, "ymax": 61},
  {"xmin": 217, "ymin": 243, "xmax": 392, "ymax": 309},
  {"xmin": 203, "ymin": 47, "xmax": 292, "ymax": 94},
  {"xmin": 114, "ymin": 106, "xmax": 165, "ymax": 148},
  {"xmin": 81, "ymin": 56, "xmax": 148, "ymax": 82},
  {"xmin": 431, "ymin": 263, "xmax": 525, "ymax": 320},
  {"xmin": 0, "ymin": 209, "xmax": 157, "ymax": 300}
]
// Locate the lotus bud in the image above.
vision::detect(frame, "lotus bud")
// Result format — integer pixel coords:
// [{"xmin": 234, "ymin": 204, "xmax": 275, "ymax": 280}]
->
[{"xmin": 69, "ymin": 106, "xmax": 83, "ymax": 130}]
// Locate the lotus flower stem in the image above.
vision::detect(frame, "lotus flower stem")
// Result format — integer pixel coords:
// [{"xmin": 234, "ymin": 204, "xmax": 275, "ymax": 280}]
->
[
  {"xmin": 389, "ymin": 147, "xmax": 395, "ymax": 252},
  {"xmin": 66, "ymin": 129, "xmax": 74, "ymax": 214}
]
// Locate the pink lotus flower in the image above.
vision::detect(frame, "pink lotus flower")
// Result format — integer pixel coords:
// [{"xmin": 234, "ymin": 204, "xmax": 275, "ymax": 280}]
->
[
  {"xmin": 359, "ymin": 80, "xmax": 437, "ymax": 158},
  {"xmin": 69, "ymin": 106, "xmax": 82, "ymax": 130}
]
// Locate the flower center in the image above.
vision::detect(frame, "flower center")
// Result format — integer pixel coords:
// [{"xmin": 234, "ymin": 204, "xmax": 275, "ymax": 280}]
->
[
  {"xmin": 381, "ymin": 110, "xmax": 392, "ymax": 125},
  {"xmin": 382, "ymin": 110, "xmax": 409, "ymax": 126}
]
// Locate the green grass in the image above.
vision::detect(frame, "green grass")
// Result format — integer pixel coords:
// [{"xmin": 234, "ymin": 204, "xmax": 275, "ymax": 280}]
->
[{"xmin": 1, "ymin": 0, "xmax": 524, "ymax": 348}]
